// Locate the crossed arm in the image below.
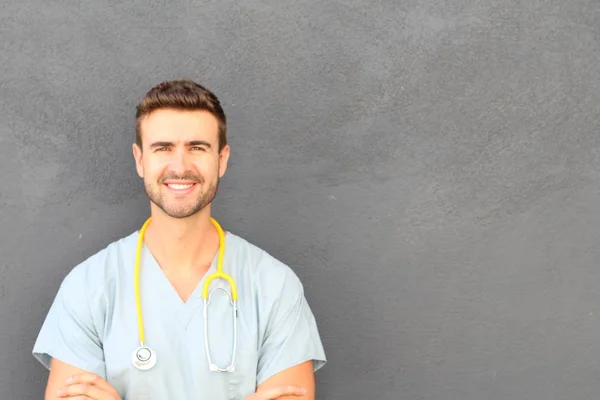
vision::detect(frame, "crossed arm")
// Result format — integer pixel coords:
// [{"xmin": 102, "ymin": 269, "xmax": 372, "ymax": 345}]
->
[
  {"xmin": 45, "ymin": 358, "xmax": 315, "ymax": 400},
  {"xmin": 255, "ymin": 359, "xmax": 315, "ymax": 400}
]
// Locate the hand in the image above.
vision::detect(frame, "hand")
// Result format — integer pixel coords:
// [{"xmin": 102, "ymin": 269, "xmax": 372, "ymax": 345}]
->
[
  {"xmin": 244, "ymin": 385, "xmax": 307, "ymax": 399},
  {"xmin": 55, "ymin": 373, "xmax": 121, "ymax": 399}
]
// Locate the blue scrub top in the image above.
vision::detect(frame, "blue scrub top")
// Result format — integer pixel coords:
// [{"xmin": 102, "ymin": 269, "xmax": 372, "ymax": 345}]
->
[{"xmin": 32, "ymin": 229, "xmax": 327, "ymax": 399}]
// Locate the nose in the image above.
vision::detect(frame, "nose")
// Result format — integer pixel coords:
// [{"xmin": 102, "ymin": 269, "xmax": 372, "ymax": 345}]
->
[{"xmin": 169, "ymin": 148, "xmax": 191, "ymax": 174}]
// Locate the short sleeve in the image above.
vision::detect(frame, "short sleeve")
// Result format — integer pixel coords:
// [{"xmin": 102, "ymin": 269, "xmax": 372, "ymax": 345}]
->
[
  {"xmin": 256, "ymin": 269, "xmax": 327, "ymax": 385},
  {"xmin": 32, "ymin": 266, "xmax": 106, "ymax": 378}
]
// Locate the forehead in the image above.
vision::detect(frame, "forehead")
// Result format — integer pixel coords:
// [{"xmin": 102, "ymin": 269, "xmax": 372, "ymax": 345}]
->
[{"xmin": 139, "ymin": 109, "xmax": 219, "ymax": 143}]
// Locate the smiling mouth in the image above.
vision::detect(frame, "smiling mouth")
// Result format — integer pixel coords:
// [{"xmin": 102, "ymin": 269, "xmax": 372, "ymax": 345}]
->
[
  {"xmin": 163, "ymin": 181, "xmax": 199, "ymax": 194},
  {"xmin": 167, "ymin": 183, "xmax": 195, "ymax": 190}
]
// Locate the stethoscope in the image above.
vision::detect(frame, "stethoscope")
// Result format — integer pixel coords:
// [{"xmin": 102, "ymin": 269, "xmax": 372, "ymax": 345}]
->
[{"xmin": 131, "ymin": 217, "xmax": 239, "ymax": 373}]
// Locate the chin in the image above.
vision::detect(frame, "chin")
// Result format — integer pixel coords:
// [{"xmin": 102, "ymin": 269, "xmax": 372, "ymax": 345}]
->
[
  {"xmin": 163, "ymin": 204, "xmax": 205, "ymax": 219},
  {"xmin": 162, "ymin": 211, "xmax": 197, "ymax": 219}
]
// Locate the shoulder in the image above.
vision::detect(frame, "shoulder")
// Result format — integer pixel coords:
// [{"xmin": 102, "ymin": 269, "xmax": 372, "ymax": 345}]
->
[
  {"xmin": 32, "ymin": 232, "xmax": 137, "ymax": 372},
  {"xmin": 59, "ymin": 231, "xmax": 138, "ymax": 301},
  {"xmin": 227, "ymin": 232, "xmax": 305, "ymax": 298}
]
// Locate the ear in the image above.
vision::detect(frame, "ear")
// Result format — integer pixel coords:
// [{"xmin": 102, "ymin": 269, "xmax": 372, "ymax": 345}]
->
[
  {"xmin": 218, "ymin": 144, "xmax": 230, "ymax": 178},
  {"xmin": 132, "ymin": 143, "xmax": 144, "ymax": 178}
]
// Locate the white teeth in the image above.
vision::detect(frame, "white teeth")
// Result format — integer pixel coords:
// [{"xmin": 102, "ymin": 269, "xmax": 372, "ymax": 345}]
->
[{"xmin": 168, "ymin": 183, "xmax": 193, "ymax": 190}]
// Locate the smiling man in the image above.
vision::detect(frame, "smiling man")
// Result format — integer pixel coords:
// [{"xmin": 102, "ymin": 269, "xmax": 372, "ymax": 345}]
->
[{"xmin": 32, "ymin": 80, "xmax": 327, "ymax": 399}]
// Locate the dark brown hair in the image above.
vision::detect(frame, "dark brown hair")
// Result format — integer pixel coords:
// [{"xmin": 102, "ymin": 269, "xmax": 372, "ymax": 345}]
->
[{"xmin": 135, "ymin": 79, "xmax": 227, "ymax": 151}]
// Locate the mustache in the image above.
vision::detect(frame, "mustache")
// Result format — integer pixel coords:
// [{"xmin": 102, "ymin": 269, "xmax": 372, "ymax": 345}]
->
[{"xmin": 159, "ymin": 172, "xmax": 204, "ymax": 184}]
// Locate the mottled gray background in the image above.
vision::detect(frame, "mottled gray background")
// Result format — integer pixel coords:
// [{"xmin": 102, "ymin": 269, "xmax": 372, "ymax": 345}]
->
[{"xmin": 2, "ymin": 0, "xmax": 600, "ymax": 399}]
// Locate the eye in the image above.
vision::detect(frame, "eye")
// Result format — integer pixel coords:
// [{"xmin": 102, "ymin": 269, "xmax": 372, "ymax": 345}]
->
[{"xmin": 191, "ymin": 146, "xmax": 206, "ymax": 151}]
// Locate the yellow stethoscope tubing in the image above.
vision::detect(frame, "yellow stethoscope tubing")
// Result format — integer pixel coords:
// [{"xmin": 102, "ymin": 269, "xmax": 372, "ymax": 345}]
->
[
  {"xmin": 134, "ymin": 216, "xmax": 238, "ymax": 346},
  {"xmin": 201, "ymin": 218, "xmax": 238, "ymax": 300}
]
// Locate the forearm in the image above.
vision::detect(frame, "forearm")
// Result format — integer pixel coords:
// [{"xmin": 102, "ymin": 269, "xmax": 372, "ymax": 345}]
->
[{"xmin": 255, "ymin": 361, "xmax": 315, "ymax": 400}]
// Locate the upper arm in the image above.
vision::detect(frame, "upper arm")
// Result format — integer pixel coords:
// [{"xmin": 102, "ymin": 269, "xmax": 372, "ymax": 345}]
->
[
  {"xmin": 32, "ymin": 266, "xmax": 106, "ymax": 393},
  {"xmin": 255, "ymin": 262, "xmax": 327, "ymax": 395}
]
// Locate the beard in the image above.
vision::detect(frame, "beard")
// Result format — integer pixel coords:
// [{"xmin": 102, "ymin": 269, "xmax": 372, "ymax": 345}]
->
[{"xmin": 144, "ymin": 171, "xmax": 219, "ymax": 219}]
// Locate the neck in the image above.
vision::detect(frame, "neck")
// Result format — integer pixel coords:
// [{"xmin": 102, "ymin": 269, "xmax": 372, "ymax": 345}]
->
[{"xmin": 142, "ymin": 206, "xmax": 219, "ymax": 275}]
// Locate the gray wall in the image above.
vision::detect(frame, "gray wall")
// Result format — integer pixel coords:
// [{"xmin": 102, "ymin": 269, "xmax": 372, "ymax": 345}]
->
[{"xmin": 2, "ymin": 1, "xmax": 600, "ymax": 399}]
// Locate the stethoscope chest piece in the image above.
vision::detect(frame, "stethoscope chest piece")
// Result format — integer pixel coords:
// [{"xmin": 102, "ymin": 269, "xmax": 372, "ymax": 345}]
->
[{"xmin": 132, "ymin": 346, "xmax": 157, "ymax": 371}]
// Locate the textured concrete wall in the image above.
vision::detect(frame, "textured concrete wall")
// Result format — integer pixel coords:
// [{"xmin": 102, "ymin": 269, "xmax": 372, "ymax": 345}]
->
[{"xmin": 2, "ymin": 1, "xmax": 600, "ymax": 399}]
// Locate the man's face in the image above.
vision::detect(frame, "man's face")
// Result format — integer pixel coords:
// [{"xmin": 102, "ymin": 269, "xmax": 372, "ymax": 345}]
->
[{"xmin": 132, "ymin": 108, "xmax": 229, "ymax": 219}]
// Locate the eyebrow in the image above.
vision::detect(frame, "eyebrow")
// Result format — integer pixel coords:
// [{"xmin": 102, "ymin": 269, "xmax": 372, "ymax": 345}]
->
[{"xmin": 150, "ymin": 140, "xmax": 212, "ymax": 149}]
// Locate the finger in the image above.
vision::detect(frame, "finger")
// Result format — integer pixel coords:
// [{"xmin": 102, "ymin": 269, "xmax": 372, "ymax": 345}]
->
[
  {"xmin": 56, "ymin": 397, "xmax": 93, "ymax": 400},
  {"xmin": 63, "ymin": 374, "xmax": 119, "ymax": 398},
  {"xmin": 56, "ymin": 383, "xmax": 106, "ymax": 399},
  {"xmin": 55, "ymin": 395, "xmax": 93, "ymax": 400},
  {"xmin": 249, "ymin": 385, "xmax": 307, "ymax": 399}
]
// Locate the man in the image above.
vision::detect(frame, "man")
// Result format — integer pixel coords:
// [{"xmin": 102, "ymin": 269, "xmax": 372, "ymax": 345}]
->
[{"xmin": 32, "ymin": 79, "xmax": 327, "ymax": 399}]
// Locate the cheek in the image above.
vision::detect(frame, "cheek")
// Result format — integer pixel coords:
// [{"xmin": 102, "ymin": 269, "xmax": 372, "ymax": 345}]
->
[
  {"xmin": 194, "ymin": 161, "xmax": 218, "ymax": 176},
  {"xmin": 141, "ymin": 162, "xmax": 166, "ymax": 181}
]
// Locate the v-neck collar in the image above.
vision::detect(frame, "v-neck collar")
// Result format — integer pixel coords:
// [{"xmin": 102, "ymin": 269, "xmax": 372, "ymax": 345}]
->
[{"xmin": 136, "ymin": 231, "xmax": 230, "ymax": 307}]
